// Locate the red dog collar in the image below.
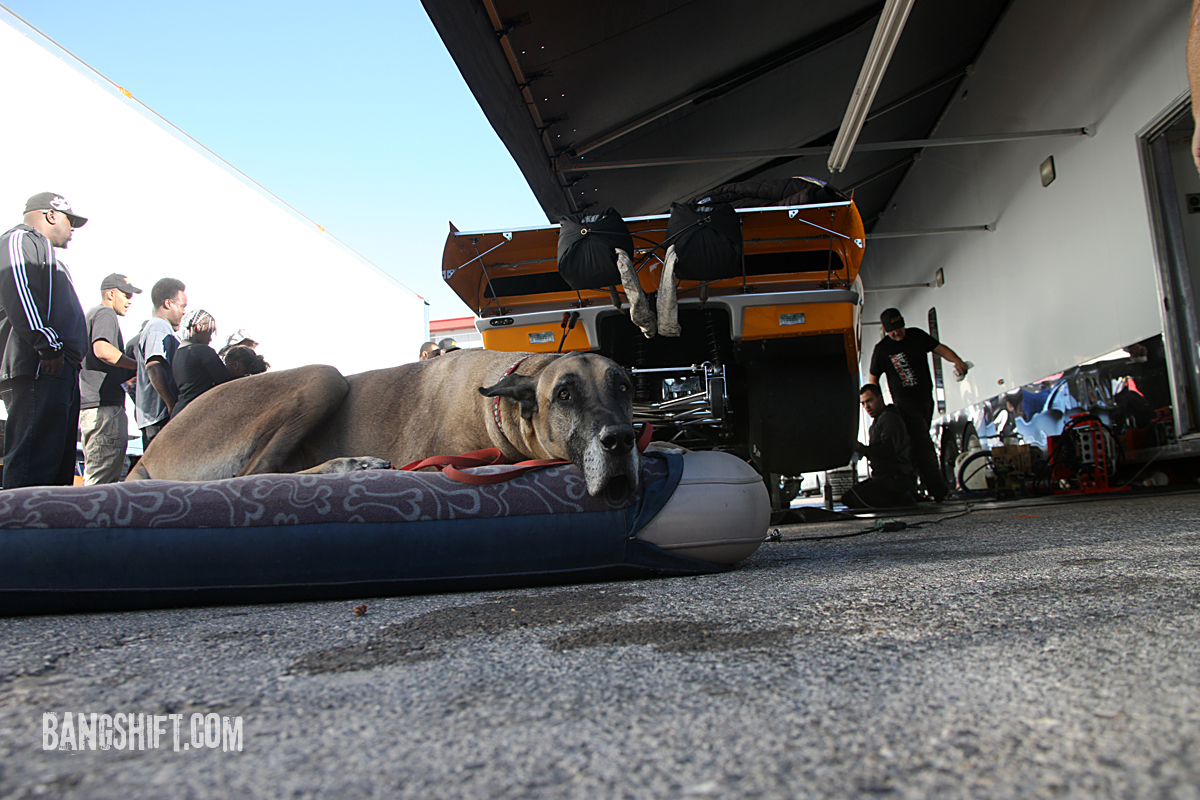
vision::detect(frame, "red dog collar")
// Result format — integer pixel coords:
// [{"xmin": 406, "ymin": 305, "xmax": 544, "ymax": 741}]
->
[{"xmin": 492, "ymin": 356, "xmax": 530, "ymax": 441}]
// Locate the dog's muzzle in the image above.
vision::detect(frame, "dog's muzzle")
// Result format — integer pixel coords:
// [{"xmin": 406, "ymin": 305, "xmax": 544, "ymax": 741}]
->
[
  {"xmin": 599, "ymin": 425, "xmax": 636, "ymax": 456},
  {"xmin": 581, "ymin": 422, "xmax": 640, "ymax": 498}
]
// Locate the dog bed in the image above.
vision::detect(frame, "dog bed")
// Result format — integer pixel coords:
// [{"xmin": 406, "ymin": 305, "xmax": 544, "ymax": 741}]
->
[{"xmin": 0, "ymin": 450, "xmax": 768, "ymax": 616}]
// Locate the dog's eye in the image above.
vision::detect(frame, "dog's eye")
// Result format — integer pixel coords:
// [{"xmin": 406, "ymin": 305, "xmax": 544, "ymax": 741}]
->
[
  {"xmin": 617, "ymin": 383, "xmax": 628, "ymax": 393},
  {"xmin": 558, "ymin": 389, "xmax": 571, "ymax": 401}
]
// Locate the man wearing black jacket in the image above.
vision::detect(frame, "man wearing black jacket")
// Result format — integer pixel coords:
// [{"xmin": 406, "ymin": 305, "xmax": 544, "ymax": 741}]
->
[
  {"xmin": 842, "ymin": 384, "xmax": 917, "ymax": 509},
  {"xmin": 0, "ymin": 193, "xmax": 89, "ymax": 489}
]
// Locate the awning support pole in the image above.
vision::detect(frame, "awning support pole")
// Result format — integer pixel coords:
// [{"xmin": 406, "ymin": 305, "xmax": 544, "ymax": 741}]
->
[
  {"xmin": 866, "ymin": 224, "xmax": 994, "ymax": 240},
  {"xmin": 556, "ymin": 128, "xmax": 1090, "ymax": 172}
]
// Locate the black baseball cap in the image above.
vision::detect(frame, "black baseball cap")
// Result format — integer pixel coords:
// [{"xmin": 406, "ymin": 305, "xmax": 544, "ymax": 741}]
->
[
  {"xmin": 880, "ymin": 308, "xmax": 905, "ymax": 332},
  {"xmin": 100, "ymin": 273, "xmax": 142, "ymax": 294},
  {"xmin": 24, "ymin": 192, "xmax": 88, "ymax": 228}
]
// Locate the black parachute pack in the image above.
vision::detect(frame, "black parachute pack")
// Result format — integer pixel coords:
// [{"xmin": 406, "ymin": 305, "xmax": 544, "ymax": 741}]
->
[
  {"xmin": 665, "ymin": 201, "xmax": 743, "ymax": 281},
  {"xmin": 691, "ymin": 176, "xmax": 848, "ymax": 209},
  {"xmin": 556, "ymin": 208, "xmax": 634, "ymax": 291}
]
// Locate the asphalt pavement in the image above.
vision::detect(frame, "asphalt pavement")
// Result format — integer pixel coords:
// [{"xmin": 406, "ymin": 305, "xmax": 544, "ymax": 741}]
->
[{"xmin": 2, "ymin": 488, "xmax": 1199, "ymax": 799}]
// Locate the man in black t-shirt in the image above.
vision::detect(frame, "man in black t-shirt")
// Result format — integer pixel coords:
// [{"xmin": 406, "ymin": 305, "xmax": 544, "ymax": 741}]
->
[
  {"xmin": 868, "ymin": 307, "xmax": 970, "ymax": 502},
  {"xmin": 79, "ymin": 273, "xmax": 141, "ymax": 484},
  {"xmin": 172, "ymin": 309, "xmax": 232, "ymax": 418}
]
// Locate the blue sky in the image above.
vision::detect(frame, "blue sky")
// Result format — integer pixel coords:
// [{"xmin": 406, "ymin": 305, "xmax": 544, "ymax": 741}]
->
[{"xmin": 1, "ymin": 0, "xmax": 546, "ymax": 320}]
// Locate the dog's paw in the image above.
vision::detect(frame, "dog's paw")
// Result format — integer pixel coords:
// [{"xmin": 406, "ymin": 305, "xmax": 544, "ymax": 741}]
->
[
  {"xmin": 312, "ymin": 456, "xmax": 391, "ymax": 474},
  {"xmin": 346, "ymin": 456, "xmax": 391, "ymax": 472}
]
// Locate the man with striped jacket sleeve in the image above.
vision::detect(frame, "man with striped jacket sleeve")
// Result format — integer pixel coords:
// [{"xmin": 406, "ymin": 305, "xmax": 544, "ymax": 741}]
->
[{"xmin": 0, "ymin": 193, "xmax": 89, "ymax": 489}]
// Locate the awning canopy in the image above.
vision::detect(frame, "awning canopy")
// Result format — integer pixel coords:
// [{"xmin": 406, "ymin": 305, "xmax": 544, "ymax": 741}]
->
[{"xmin": 423, "ymin": 0, "xmax": 1012, "ymax": 228}]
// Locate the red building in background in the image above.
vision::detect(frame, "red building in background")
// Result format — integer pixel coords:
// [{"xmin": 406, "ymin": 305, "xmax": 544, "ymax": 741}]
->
[{"xmin": 429, "ymin": 316, "xmax": 482, "ymax": 349}]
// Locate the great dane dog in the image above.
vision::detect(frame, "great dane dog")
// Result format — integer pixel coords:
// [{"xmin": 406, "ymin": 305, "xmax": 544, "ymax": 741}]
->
[{"xmin": 127, "ymin": 349, "xmax": 641, "ymax": 497}]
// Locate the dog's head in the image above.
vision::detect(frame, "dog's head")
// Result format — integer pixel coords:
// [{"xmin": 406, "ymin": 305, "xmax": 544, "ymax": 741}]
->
[{"xmin": 478, "ymin": 352, "xmax": 639, "ymax": 498}]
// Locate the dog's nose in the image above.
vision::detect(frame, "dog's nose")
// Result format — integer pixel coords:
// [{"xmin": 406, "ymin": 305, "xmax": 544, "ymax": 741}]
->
[{"xmin": 600, "ymin": 426, "xmax": 635, "ymax": 454}]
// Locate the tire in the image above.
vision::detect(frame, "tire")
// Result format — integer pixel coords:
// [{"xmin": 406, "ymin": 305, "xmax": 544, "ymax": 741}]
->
[
  {"xmin": 939, "ymin": 426, "xmax": 960, "ymax": 490},
  {"xmin": 746, "ymin": 355, "xmax": 857, "ymax": 475},
  {"xmin": 956, "ymin": 449, "xmax": 992, "ymax": 494},
  {"xmin": 763, "ymin": 472, "xmax": 803, "ymax": 523},
  {"xmin": 780, "ymin": 476, "xmax": 802, "ymax": 505},
  {"xmin": 708, "ymin": 375, "xmax": 726, "ymax": 420},
  {"xmin": 962, "ymin": 422, "xmax": 980, "ymax": 453}
]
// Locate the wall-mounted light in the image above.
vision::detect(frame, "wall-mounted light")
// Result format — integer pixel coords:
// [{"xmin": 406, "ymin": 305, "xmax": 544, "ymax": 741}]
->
[
  {"xmin": 1040, "ymin": 155, "xmax": 1056, "ymax": 187},
  {"xmin": 827, "ymin": 0, "xmax": 917, "ymax": 173}
]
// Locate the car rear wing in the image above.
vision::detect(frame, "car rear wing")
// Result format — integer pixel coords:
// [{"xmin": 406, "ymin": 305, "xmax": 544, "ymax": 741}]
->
[{"xmin": 441, "ymin": 201, "xmax": 865, "ymax": 317}]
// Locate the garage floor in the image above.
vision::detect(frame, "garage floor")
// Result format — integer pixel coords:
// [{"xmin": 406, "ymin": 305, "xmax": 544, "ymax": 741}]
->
[{"xmin": 2, "ymin": 489, "xmax": 1199, "ymax": 798}]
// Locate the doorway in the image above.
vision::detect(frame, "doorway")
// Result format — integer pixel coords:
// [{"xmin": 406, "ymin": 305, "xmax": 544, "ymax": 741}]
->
[{"xmin": 1139, "ymin": 93, "xmax": 1200, "ymax": 437}]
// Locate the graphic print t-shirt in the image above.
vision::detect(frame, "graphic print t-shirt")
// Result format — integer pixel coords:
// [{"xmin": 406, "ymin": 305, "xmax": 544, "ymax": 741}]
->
[{"xmin": 869, "ymin": 327, "xmax": 938, "ymax": 403}]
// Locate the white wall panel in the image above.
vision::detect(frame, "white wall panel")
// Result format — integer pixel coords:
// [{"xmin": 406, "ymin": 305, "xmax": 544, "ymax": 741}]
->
[{"xmin": 861, "ymin": 0, "xmax": 1189, "ymax": 412}]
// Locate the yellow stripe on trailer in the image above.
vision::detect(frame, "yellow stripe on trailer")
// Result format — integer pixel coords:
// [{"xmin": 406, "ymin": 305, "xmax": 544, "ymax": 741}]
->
[
  {"xmin": 741, "ymin": 302, "xmax": 853, "ymax": 341},
  {"xmin": 481, "ymin": 324, "xmax": 593, "ymax": 354}
]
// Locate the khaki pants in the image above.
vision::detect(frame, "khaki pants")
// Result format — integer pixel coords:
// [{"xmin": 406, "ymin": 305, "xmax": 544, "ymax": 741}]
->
[{"xmin": 79, "ymin": 405, "xmax": 129, "ymax": 484}]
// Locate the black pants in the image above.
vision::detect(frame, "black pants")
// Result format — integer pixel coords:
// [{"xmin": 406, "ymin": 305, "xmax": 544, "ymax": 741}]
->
[
  {"xmin": 894, "ymin": 395, "xmax": 950, "ymax": 501},
  {"xmin": 1, "ymin": 368, "xmax": 81, "ymax": 490},
  {"xmin": 141, "ymin": 421, "xmax": 168, "ymax": 451},
  {"xmin": 842, "ymin": 476, "xmax": 916, "ymax": 509}
]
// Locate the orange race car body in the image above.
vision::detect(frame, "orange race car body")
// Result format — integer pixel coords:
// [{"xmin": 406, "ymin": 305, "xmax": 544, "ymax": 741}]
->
[{"xmin": 441, "ymin": 200, "xmax": 866, "ymax": 506}]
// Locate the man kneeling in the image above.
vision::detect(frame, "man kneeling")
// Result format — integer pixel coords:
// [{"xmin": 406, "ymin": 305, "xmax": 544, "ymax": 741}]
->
[{"xmin": 843, "ymin": 383, "xmax": 917, "ymax": 510}]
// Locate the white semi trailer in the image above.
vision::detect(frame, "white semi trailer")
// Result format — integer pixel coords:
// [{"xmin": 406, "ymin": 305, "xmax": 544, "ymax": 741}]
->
[{"xmin": 0, "ymin": 9, "xmax": 425, "ymax": 379}]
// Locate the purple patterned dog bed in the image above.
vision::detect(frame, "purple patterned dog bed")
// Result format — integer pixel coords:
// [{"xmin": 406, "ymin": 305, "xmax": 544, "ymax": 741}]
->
[{"xmin": 0, "ymin": 451, "xmax": 744, "ymax": 616}]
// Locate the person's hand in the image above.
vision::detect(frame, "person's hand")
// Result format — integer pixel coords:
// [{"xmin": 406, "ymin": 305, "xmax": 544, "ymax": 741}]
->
[
  {"xmin": 38, "ymin": 353, "xmax": 64, "ymax": 376},
  {"xmin": 954, "ymin": 360, "xmax": 972, "ymax": 380}
]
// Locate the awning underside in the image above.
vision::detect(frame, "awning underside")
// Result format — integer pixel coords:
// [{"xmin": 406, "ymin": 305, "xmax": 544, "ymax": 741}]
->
[{"xmin": 423, "ymin": 0, "xmax": 1012, "ymax": 227}]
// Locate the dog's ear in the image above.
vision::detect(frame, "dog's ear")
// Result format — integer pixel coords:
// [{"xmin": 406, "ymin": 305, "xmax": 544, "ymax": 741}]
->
[{"xmin": 478, "ymin": 373, "xmax": 539, "ymax": 420}]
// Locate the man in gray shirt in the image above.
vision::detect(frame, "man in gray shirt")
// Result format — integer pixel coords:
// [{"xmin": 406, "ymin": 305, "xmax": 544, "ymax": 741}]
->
[
  {"xmin": 79, "ymin": 273, "xmax": 142, "ymax": 483},
  {"xmin": 134, "ymin": 278, "xmax": 186, "ymax": 449}
]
